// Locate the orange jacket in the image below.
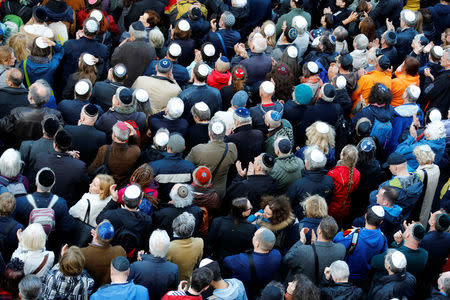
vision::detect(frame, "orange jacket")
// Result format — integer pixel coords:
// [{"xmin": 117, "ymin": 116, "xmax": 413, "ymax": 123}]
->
[
  {"xmin": 391, "ymin": 72, "xmax": 420, "ymax": 107},
  {"xmin": 351, "ymin": 70, "xmax": 392, "ymax": 113}
]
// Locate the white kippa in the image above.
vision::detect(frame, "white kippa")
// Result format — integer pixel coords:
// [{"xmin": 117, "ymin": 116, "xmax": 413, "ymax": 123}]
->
[
  {"xmin": 407, "ymin": 85, "xmax": 421, "ymax": 100},
  {"xmin": 261, "ymin": 81, "xmax": 275, "ymax": 94},
  {"xmin": 75, "ymin": 80, "xmax": 90, "ymax": 95},
  {"xmin": 307, "ymin": 61, "xmax": 319, "ymax": 73},
  {"xmin": 233, "ymin": 0, "xmax": 247, "ymax": 8},
  {"xmin": 154, "ymin": 131, "xmax": 169, "ymax": 146},
  {"xmin": 432, "ymin": 45, "xmax": 444, "ymax": 58},
  {"xmin": 264, "ymin": 23, "xmax": 276, "ymax": 37},
  {"xmin": 429, "ymin": 109, "xmax": 442, "ymax": 122},
  {"xmin": 391, "ymin": 251, "xmax": 407, "ymax": 269},
  {"xmin": 83, "ymin": 53, "xmax": 96, "ymax": 66},
  {"xmin": 203, "ymin": 44, "xmax": 215, "ymax": 57},
  {"xmin": 178, "ymin": 19, "xmax": 190, "ymax": 32},
  {"xmin": 292, "ymin": 15, "xmax": 307, "ymax": 31},
  {"xmin": 287, "ymin": 45, "xmax": 298, "ymax": 58},
  {"xmin": 336, "ymin": 75, "xmax": 347, "ymax": 89},
  {"xmin": 35, "ymin": 37, "xmax": 49, "ymax": 49},
  {"xmin": 199, "ymin": 258, "xmax": 214, "ymax": 268},
  {"xmin": 403, "ymin": 9, "xmax": 416, "ymax": 23},
  {"xmin": 168, "ymin": 43, "xmax": 182, "ymax": 57},
  {"xmin": 371, "ymin": 205, "xmax": 385, "ymax": 218},
  {"xmin": 316, "ymin": 122, "xmax": 330, "ymax": 134},
  {"xmin": 124, "ymin": 184, "xmax": 141, "ymax": 199},
  {"xmin": 211, "ymin": 121, "xmax": 225, "ymax": 134},
  {"xmin": 310, "ymin": 149, "xmax": 325, "ymax": 163},
  {"xmin": 198, "ymin": 64, "xmax": 209, "ymax": 77},
  {"xmin": 194, "ymin": 101, "xmax": 209, "ymax": 112},
  {"xmin": 167, "ymin": 97, "xmax": 184, "ymax": 118},
  {"xmin": 135, "ymin": 89, "xmax": 148, "ymax": 103},
  {"xmin": 85, "ymin": 18, "xmax": 99, "ymax": 33},
  {"xmin": 90, "ymin": 10, "xmax": 103, "ymax": 22}
]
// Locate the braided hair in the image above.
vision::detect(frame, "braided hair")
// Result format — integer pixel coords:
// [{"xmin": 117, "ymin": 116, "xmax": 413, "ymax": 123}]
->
[{"xmin": 340, "ymin": 145, "xmax": 358, "ymax": 206}]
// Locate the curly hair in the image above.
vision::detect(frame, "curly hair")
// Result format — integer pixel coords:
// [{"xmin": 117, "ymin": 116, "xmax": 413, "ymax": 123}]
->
[
  {"xmin": 267, "ymin": 64, "xmax": 295, "ymax": 101},
  {"xmin": 7, "ymin": 33, "xmax": 30, "ymax": 62},
  {"xmin": 260, "ymin": 195, "xmax": 293, "ymax": 225},
  {"xmin": 305, "ymin": 121, "xmax": 336, "ymax": 154},
  {"xmin": 130, "ymin": 164, "xmax": 158, "ymax": 207}
]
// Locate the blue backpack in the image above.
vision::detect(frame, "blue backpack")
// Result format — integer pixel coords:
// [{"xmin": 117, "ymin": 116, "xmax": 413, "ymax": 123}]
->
[
  {"xmin": 370, "ymin": 116, "xmax": 393, "ymax": 150},
  {"xmin": 314, "ymin": 58, "xmax": 329, "ymax": 83}
]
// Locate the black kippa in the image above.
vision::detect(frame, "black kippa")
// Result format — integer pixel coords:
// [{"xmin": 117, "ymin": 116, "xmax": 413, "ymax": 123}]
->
[
  {"xmin": 321, "ymin": 83, "xmax": 336, "ymax": 102},
  {"xmin": 112, "ymin": 256, "xmax": 130, "ymax": 272},
  {"xmin": 378, "ymin": 55, "xmax": 391, "ymax": 70},
  {"xmin": 43, "ymin": 117, "xmax": 60, "ymax": 137},
  {"xmin": 262, "ymin": 153, "xmax": 275, "ymax": 169},
  {"xmin": 55, "ymin": 130, "xmax": 72, "ymax": 150},
  {"xmin": 412, "ymin": 223, "xmax": 426, "ymax": 241},
  {"xmin": 189, "ymin": 7, "xmax": 202, "ymax": 20},
  {"xmin": 277, "ymin": 138, "xmax": 291, "ymax": 154},
  {"xmin": 84, "ymin": 103, "xmax": 98, "ymax": 117},
  {"xmin": 118, "ymin": 88, "xmax": 133, "ymax": 105},
  {"xmin": 37, "ymin": 167, "xmax": 55, "ymax": 188},
  {"xmin": 436, "ymin": 213, "xmax": 450, "ymax": 232}
]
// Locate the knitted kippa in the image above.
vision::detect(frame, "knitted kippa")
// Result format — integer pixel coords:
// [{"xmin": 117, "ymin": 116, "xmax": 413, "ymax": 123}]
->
[
  {"xmin": 193, "ymin": 166, "xmax": 212, "ymax": 186},
  {"xmin": 293, "ymin": 84, "xmax": 313, "ymax": 105}
]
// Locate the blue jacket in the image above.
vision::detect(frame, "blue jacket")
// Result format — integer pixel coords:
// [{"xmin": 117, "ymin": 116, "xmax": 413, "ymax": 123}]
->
[
  {"xmin": 179, "ymin": 84, "xmax": 222, "ymax": 123},
  {"xmin": 428, "ymin": 3, "xmax": 450, "ymax": 43},
  {"xmin": 298, "ymin": 217, "xmax": 321, "ymax": 244},
  {"xmin": 395, "ymin": 136, "xmax": 445, "ymax": 171},
  {"xmin": 387, "ymin": 103, "xmax": 424, "ymax": 155},
  {"xmin": 57, "ymin": 99, "xmax": 103, "ymax": 125},
  {"xmin": 0, "ymin": 217, "xmax": 24, "ymax": 261},
  {"xmin": 396, "ymin": 28, "xmax": 418, "ymax": 62},
  {"xmin": 333, "ymin": 228, "xmax": 388, "ymax": 280},
  {"xmin": 231, "ymin": 52, "xmax": 272, "ymax": 86},
  {"xmin": 18, "ymin": 42, "xmax": 64, "ymax": 87},
  {"xmin": 144, "ymin": 59, "xmax": 189, "ymax": 87},
  {"xmin": 148, "ymin": 112, "xmax": 188, "ymax": 137},
  {"xmin": 212, "ymin": 278, "xmax": 248, "ymax": 300},
  {"xmin": 181, "ymin": 14, "xmax": 210, "ymax": 43},
  {"xmin": 202, "ymin": 29, "xmax": 241, "ymax": 59},
  {"xmin": 352, "ymin": 104, "xmax": 395, "ymax": 128},
  {"xmin": 90, "ymin": 280, "xmax": 149, "ymax": 300}
]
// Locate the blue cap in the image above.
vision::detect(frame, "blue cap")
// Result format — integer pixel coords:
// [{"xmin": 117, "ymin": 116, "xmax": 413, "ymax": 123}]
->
[
  {"xmin": 293, "ymin": 84, "xmax": 313, "ymax": 105},
  {"xmin": 234, "ymin": 107, "xmax": 250, "ymax": 118},
  {"xmin": 157, "ymin": 58, "xmax": 173, "ymax": 73},
  {"xmin": 231, "ymin": 90, "xmax": 248, "ymax": 107},
  {"xmin": 270, "ymin": 111, "xmax": 281, "ymax": 122},
  {"xmin": 98, "ymin": 222, "xmax": 114, "ymax": 240},
  {"xmin": 384, "ymin": 30, "xmax": 397, "ymax": 46},
  {"xmin": 219, "ymin": 56, "xmax": 229, "ymax": 63},
  {"xmin": 112, "ymin": 256, "xmax": 130, "ymax": 272},
  {"xmin": 383, "ymin": 152, "xmax": 407, "ymax": 168}
]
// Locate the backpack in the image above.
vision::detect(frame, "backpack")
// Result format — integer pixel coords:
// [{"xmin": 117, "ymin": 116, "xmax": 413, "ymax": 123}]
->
[
  {"xmin": 113, "ymin": 227, "xmax": 140, "ymax": 259},
  {"xmin": 27, "ymin": 194, "xmax": 58, "ymax": 235},
  {"xmin": 369, "ymin": 110, "xmax": 393, "ymax": 151},
  {"xmin": 0, "ymin": 221, "xmax": 17, "ymax": 255},
  {"xmin": 0, "ymin": 176, "xmax": 27, "ymax": 197}
]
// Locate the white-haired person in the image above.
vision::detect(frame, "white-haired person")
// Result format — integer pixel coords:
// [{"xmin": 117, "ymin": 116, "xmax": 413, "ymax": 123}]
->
[
  {"xmin": 320, "ymin": 260, "xmax": 363, "ymax": 299},
  {"xmin": 128, "ymin": 229, "xmax": 180, "ymax": 300},
  {"xmin": 0, "ymin": 148, "xmax": 29, "ymax": 195},
  {"xmin": 396, "ymin": 119, "xmax": 446, "ymax": 171},
  {"xmin": 11, "ymin": 223, "xmax": 55, "ymax": 278}
]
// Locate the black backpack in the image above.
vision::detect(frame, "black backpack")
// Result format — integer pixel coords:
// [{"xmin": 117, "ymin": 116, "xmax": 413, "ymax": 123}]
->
[{"xmin": 113, "ymin": 227, "xmax": 140, "ymax": 258}]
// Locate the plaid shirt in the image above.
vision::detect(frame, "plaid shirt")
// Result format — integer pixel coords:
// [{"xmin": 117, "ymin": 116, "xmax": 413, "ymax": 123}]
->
[{"xmin": 41, "ymin": 264, "xmax": 94, "ymax": 300}]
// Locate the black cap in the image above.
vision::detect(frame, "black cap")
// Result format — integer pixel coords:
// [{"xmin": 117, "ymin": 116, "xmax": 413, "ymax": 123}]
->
[
  {"xmin": 278, "ymin": 139, "xmax": 291, "ymax": 154},
  {"xmin": 55, "ymin": 130, "xmax": 72, "ymax": 150},
  {"xmin": 412, "ymin": 223, "xmax": 426, "ymax": 240},
  {"xmin": 189, "ymin": 7, "xmax": 202, "ymax": 20},
  {"xmin": 84, "ymin": 103, "xmax": 98, "ymax": 117},
  {"xmin": 111, "ymin": 256, "xmax": 130, "ymax": 272},
  {"xmin": 383, "ymin": 152, "xmax": 407, "ymax": 168},
  {"xmin": 37, "ymin": 167, "xmax": 55, "ymax": 188},
  {"xmin": 262, "ymin": 153, "xmax": 275, "ymax": 169},
  {"xmin": 378, "ymin": 55, "xmax": 391, "ymax": 70},
  {"xmin": 436, "ymin": 213, "xmax": 450, "ymax": 232},
  {"xmin": 43, "ymin": 117, "xmax": 60, "ymax": 137}
]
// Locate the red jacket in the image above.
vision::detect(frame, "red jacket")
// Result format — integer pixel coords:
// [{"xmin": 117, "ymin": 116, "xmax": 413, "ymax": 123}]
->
[
  {"xmin": 207, "ymin": 70, "xmax": 231, "ymax": 90},
  {"xmin": 77, "ymin": 9, "xmax": 119, "ymax": 34},
  {"xmin": 327, "ymin": 165, "xmax": 361, "ymax": 222}
]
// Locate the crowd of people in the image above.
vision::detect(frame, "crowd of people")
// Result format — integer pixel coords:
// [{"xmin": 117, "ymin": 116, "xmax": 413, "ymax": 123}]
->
[{"xmin": 0, "ymin": 0, "xmax": 449, "ymax": 298}]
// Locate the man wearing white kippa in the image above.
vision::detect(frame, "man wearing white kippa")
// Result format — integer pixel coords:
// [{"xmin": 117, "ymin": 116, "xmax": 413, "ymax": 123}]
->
[
  {"xmin": 148, "ymin": 97, "xmax": 189, "ymax": 138},
  {"xmin": 386, "ymin": 9, "xmax": 418, "ymax": 61},
  {"xmin": 369, "ymin": 249, "xmax": 416, "ymax": 299},
  {"xmin": 186, "ymin": 119, "xmax": 238, "ymax": 199}
]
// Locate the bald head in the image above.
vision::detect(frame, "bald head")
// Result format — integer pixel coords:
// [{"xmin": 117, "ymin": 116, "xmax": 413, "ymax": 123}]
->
[
  {"xmin": 6, "ymin": 68, "xmax": 23, "ymax": 87},
  {"xmin": 28, "ymin": 80, "xmax": 51, "ymax": 106}
]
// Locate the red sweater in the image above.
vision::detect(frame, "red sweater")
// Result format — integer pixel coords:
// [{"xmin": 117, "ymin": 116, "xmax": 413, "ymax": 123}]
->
[{"xmin": 207, "ymin": 70, "xmax": 231, "ymax": 90}]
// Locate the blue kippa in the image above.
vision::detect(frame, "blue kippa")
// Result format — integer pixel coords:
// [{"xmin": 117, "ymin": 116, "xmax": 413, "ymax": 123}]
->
[
  {"xmin": 118, "ymin": 87, "xmax": 133, "ymax": 105},
  {"xmin": 293, "ymin": 84, "xmax": 313, "ymax": 105},
  {"xmin": 157, "ymin": 58, "xmax": 173, "ymax": 73},
  {"xmin": 384, "ymin": 30, "xmax": 397, "ymax": 46},
  {"xmin": 378, "ymin": 55, "xmax": 391, "ymax": 70},
  {"xmin": 277, "ymin": 138, "xmax": 291, "ymax": 154},
  {"xmin": 231, "ymin": 90, "xmax": 248, "ymax": 107},
  {"xmin": 219, "ymin": 56, "xmax": 229, "ymax": 63},
  {"xmin": 234, "ymin": 107, "xmax": 250, "ymax": 118},
  {"xmin": 270, "ymin": 111, "xmax": 281, "ymax": 122},
  {"xmin": 98, "ymin": 222, "xmax": 114, "ymax": 240},
  {"xmin": 359, "ymin": 137, "xmax": 375, "ymax": 152}
]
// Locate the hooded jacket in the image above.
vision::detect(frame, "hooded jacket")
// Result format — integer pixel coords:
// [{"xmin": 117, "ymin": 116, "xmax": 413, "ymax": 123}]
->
[
  {"xmin": 207, "ymin": 70, "xmax": 231, "ymax": 91},
  {"xmin": 391, "ymin": 72, "xmax": 420, "ymax": 107},
  {"xmin": 210, "ymin": 278, "xmax": 248, "ymax": 300},
  {"xmin": 351, "ymin": 104, "xmax": 395, "ymax": 128},
  {"xmin": 396, "ymin": 135, "xmax": 445, "ymax": 171},
  {"xmin": 256, "ymin": 212, "xmax": 298, "ymax": 251},
  {"xmin": 270, "ymin": 154, "xmax": 304, "ymax": 194},
  {"xmin": 90, "ymin": 280, "xmax": 149, "ymax": 300}
]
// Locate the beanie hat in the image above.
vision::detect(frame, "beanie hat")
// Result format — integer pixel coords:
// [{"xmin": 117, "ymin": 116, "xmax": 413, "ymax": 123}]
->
[
  {"xmin": 97, "ymin": 222, "xmax": 114, "ymax": 240},
  {"xmin": 321, "ymin": 83, "xmax": 336, "ymax": 102},
  {"xmin": 43, "ymin": 117, "xmax": 60, "ymax": 137},
  {"xmin": 157, "ymin": 59, "xmax": 173, "ymax": 73},
  {"xmin": 231, "ymin": 90, "xmax": 248, "ymax": 107},
  {"xmin": 223, "ymin": 12, "xmax": 235, "ymax": 27},
  {"xmin": 193, "ymin": 166, "xmax": 212, "ymax": 186},
  {"xmin": 166, "ymin": 97, "xmax": 184, "ymax": 119},
  {"xmin": 55, "ymin": 130, "xmax": 72, "ymax": 150},
  {"xmin": 262, "ymin": 153, "xmax": 275, "ymax": 168},
  {"xmin": 293, "ymin": 84, "xmax": 313, "ymax": 105},
  {"xmin": 123, "ymin": 184, "xmax": 142, "ymax": 208},
  {"xmin": 215, "ymin": 56, "xmax": 230, "ymax": 73},
  {"xmin": 412, "ymin": 223, "xmax": 426, "ymax": 241},
  {"xmin": 116, "ymin": 87, "xmax": 133, "ymax": 106},
  {"xmin": 436, "ymin": 213, "xmax": 450, "ymax": 232},
  {"xmin": 36, "ymin": 167, "xmax": 55, "ymax": 189},
  {"xmin": 277, "ymin": 138, "xmax": 291, "ymax": 154},
  {"xmin": 384, "ymin": 30, "xmax": 397, "ymax": 46},
  {"xmin": 83, "ymin": 103, "xmax": 98, "ymax": 117},
  {"xmin": 168, "ymin": 133, "xmax": 185, "ymax": 153}
]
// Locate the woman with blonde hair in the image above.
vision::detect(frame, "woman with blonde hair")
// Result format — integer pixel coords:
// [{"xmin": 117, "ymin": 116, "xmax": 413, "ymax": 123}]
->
[
  {"xmin": 295, "ymin": 121, "xmax": 336, "ymax": 169},
  {"xmin": 260, "ymin": 20, "xmax": 277, "ymax": 51},
  {"xmin": 69, "ymin": 174, "xmax": 115, "ymax": 227},
  {"xmin": 62, "ymin": 52, "xmax": 98, "ymax": 99},
  {"xmin": 327, "ymin": 145, "xmax": 360, "ymax": 226},
  {"xmin": 11, "ymin": 223, "xmax": 55, "ymax": 278},
  {"xmin": 7, "ymin": 33, "xmax": 30, "ymax": 62},
  {"xmin": 298, "ymin": 195, "xmax": 328, "ymax": 244}
]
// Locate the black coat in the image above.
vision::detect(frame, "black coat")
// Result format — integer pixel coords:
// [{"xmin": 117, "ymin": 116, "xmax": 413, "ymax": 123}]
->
[
  {"xmin": 153, "ymin": 204, "xmax": 203, "ymax": 238},
  {"xmin": 225, "ymin": 124, "xmax": 264, "ymax": 169},
  {"xmin": 148, "ymin": 111, "xmax": 189, "ymax": 137},
  {"xmin": 284, "ymin": 100, "xmax": 307, "ymax": 129},
  {"xmin": 320, "ymin": 282, "xmax": 364, "ymax": 300},
  {"xmin": 19, "ymin": 137, "xmax": 55, "ymax": 179},
  {"xmin": 186, "ymin": 123, "xmax": 209, "ymax": 152},
  {"xmin": 0, "ymin": 86, "xmax": 28, "ymax": 118},
  {"xmin": 95, "ymin": 110, "xmax": 146, "ymax": 137},
  {"xmin": 206, "ymin": 215, "xmax": 257, "ymax": 262},
  {"xmin": 57, "ymin": 98, "xmax": 104, "ymax": 126},
  {"xmin": 34, "ymin": 152, "xmax": 90, "ymax": 207},
  {"xmin": 369, "ymin": 271, "xmax": 416, "ymax": 300},
  {"xmin": 369, "ymin": 0, "xmax": 404, "ymax": 28},
  {"xmin": 64, "ymin": 124, "xmax": 107, "ymax": 166},
  {"xmin": 125, "ymin": 0, "xmax": 165, "ymax": 30},
  {"xmin": 92, "ymin": 80, "xmax": 124, "ymax": 112},
  {"xmin": 422, "ymin": 69, "xmax": 450, "ymax": 117}
]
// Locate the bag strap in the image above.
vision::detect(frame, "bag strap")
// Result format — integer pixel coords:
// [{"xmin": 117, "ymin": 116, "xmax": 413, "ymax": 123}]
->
[
  {"xmin": 311, "ymin": 243, "xmax": 319, "ymax": 284},
  {"xmin": 216, "ymin": 32, "xmax": 228, "ymax": 57},
  {"xmin": 32, "ymin": 253, "xmax": 49, "ymax": 275},
  {"xmin": 103, "ymin": 145, "xmax": 111, "ymax": 168},
  {"xmin": 26, "ymin": 194, "xmax": 38, "ymax": 209},
  {"xmin": 211, "ymin": 143, "xmax": 228, "ymax": 178},
  {"xmin": 47, "ymin": 195, "xmax": 59, "ymax": 209},
  {"xmin": 344, "ymin": 229, "xmax": 360, "ymax": 261},
  {"xmin": 23, "ymin": 59, "xmax": 31, "ymax": 88},
  {"xmin": 83, "ymin": 199, "xmax": 91, "ymax": 224},
  {"xmin": 247, "ymin": 253, "xmax": 263, "ymax": 293}
]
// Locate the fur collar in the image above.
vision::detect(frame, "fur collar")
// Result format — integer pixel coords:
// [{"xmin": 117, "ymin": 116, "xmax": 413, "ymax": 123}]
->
[{"xmin": 256, "ymin": 212, "xmax": 295, "ymax": 232}]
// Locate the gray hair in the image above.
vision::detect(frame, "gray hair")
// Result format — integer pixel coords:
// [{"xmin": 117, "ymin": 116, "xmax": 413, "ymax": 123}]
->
[
  {"xmin": 252, "ymin": 35, "xmax": 267, "ymax": 53},
  {"xmin": 329, "ymin": 260, "xmax": 350, "ymax": 281},
  {"xmin": 354, "ymin": 34, "xmax": 369, "ymax": 50},
  {"xmin": 169, "ymin": 184, "xmax": 193, "ymax": 208},
  {"xmin": 29, "ymin": 79, "xmax": 51, "ymax": 106},
  {"xmin": 255, "ymin": 153, "xmax": 272, "ymax": 174},
  {"xmin": 208, "ymin": 119, "xmax": 226, "ymax": 141},
  {"xmin": 149, "ymin": 229, "xmax": 170, "ymax": 258},
  {"xmin": 233, "ymin": 112, "xmax": 251, "ymax": 125},
  {"xmin": 304, "ymin": 145, "xmax": 327, "ymax": 170},
  {"xmin": 385, "ymin": 249, "xmax": 407, "ymax": 273},
  {"xmin": 191, "ymin": 104, "xmax": 211, "ymax": 121},
  {"xmin": 129, "ymin": 24, "xmax": 148, "ymax": 40},
  {"xmin": 149, "ymin": 27, "xmax": 165, "ymax": 49},
  {"xmin": 400, "ymin": 9, "xmax": 417, "ymax": 27},
  {"xmin": 172, "ymin": 212, "xmax": 196, "ymax": 239},
  {"xmin": 439, "ymin": 273, "xmax": 450, "ymax": 295},
  {"xmin": 366, "ymin": 48, "xmax": 377, "ymax": 64},
  {"xmin": 404, "ymin": 85, "xmax": 420, "ymax": 103},
  {"xmin": 333, "ymin": 26, "xmax": 348, "ymax": 42},
  {"xmin": 0, "ymin": 148, "xmax": 22, "ymax": 178},
  {"xmin": 112, "ymin": 122, "xmax": 130, "ymax": 142},
  {"xmin": 18, "ymin": 275, "xmax": 42, "ymax": 300}
]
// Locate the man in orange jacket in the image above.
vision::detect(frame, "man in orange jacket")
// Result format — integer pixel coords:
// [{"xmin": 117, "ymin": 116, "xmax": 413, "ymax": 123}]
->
[{"xmin": 390, "ymin": 56, "xmax": 420, "ymax": 107}]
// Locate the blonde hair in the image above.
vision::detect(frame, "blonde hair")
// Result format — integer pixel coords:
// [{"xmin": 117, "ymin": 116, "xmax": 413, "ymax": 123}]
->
[
  {"xmin": 94, "ymin": 174, "xmax": 115, "ymax": 200},
  {"xmin": 340, "ymin": 145, "xmax": 359, "ymax": 204},
  {"xmin": 7, "ymin": 33, "xmax": 30, "ymax": 62},
  {"xmin": 302, "ymin": 195, "xmax": 328, "ymax": 218},
  {"xmin": 305, "ymin": 121, "xmax": 336, "ymax": 154},
  {"xmin": 261, "ymin": 20, "xmax": 276, "ymax": 48},
  {"xmin": 59, "ymin": 246, "xmax": 85, "ymax": 276},
  {"xmin": 413, "ymin": 145, "xmax": 435, "ymax": 165},
  {"xmin": 21, "ymin": 223, "xmax": 47, "ymax": 251}
]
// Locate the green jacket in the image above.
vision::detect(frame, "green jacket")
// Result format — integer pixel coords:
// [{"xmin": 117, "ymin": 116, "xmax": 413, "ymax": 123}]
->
[
  {"xmin": 270, "ymin": 154, "xmax": 304, "ymax": 194},
  {"xmin": 264, "ymin": 119, "xmax": 294, "ymax": 158},
  {"xmin": 275, "ymin": 8, "xmax": 311, "ymax": 38}
]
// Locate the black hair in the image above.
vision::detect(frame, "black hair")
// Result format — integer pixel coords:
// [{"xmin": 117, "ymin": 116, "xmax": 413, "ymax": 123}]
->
[
  {"xmin": 291, "ymin": 274, "xmax": 320, "ymax": 300},
  {"xmin": 202, "ymin": 261, "xmax": 222, "ymax": 281},
  {"xmin": 191, "ymin": 268, "xmax": 213, "ymax": 292},
  {"xmin": 231, "ymin": 197, "xmax": 250, "ymax": 225},
  {"xmin": 366, "ymin": 207, "xmax": 383, "ymax": 226},
  {"xmin": 380, "ymin": 186, "xmax": 399, "ymax": 204},
  {"xmin": 292, "ymin": 0, "xmax": 303, "ymax": 8},
  {"xmin": 368, "ymin": 83, "xmax": 392, "ymax": 105},
  {"xmin": 322, "ymin": 14, "xmax": 334, "ymax": 29}
]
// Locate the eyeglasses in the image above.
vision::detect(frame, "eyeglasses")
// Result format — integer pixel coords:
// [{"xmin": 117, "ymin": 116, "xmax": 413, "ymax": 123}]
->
[{"xmin": 246, "ymin": 206, "xmax": 253, "ymax": 211}]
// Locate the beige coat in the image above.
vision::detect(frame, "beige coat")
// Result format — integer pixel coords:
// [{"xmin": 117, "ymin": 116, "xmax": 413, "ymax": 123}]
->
[
  {"xmin": 132, "ymin": 76, "xmax": 181, "ymax": 113},
  {"xmin": 416, "ymin": 164, "xmax": 440, "ymax": 227},
  {"xmin": 186, "ymin": 140, "xmax": 238, "ymax": 199},
  {"xmin": 166, "ymin": 237, "xmax": 203, "ymax": 281}
]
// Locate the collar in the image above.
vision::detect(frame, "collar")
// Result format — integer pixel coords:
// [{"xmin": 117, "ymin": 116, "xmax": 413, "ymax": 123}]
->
[
  {"xmin": 151, "ymin": 75, "xmax": 176, "ymax": 84},
  {"xmin": 193, "ymin": 82, "xmax": 206, "ymax": 86},
  {"xmin": 28, "ymin": 55, "xmax": 50, "ymax": 64}
]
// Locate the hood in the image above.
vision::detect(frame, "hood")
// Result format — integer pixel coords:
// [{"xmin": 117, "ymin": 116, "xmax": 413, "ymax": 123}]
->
[
  {"xmin": 342, "ymin": 72, "xmax": 358, "ymax": 90},
  {"xmin": 257, "ymin": 212, "xmax": 295, "ymax": 232},
  {"xmin": 300, "ymin": 217, "xmax": 321, "ymax": 227},
  {"xmin": 368, "ymin": 105, "xmax": 394, "ymax": 123},
  {"xmin": 384, "ymin": 204, "xmax": 402, "ymax": 217},
  {"xmin": 394, "ymin": 103, "xmax": 420, "ymax": 117},
  {"xmin": 213, "ymin": 279, "xmax": 244, "ymax": 299},
  {"xmin": 276, "ymin": 155, "xmax": 303, "ymax": 173},
  {"xmin": 208, "ymin": 70, "xmax": 231, "ymax": 85},
  {"xmin": 0, "ymin": 86, "xmax": 28, "ymax": 95},
  {"xmin": 360, "ymin": 228, "xmax": 386, "ymax": 248}
]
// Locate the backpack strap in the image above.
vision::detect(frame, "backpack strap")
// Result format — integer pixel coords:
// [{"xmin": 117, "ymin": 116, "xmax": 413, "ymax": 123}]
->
[
  {"xmin": 247, "ymin": 252, "xmax": 263, "ymax": 293},
  {"xmin": 216, "ymin": 32, "xmax": 228, "ymax": 57},
  {"xmin": 311, "ymin": 243, "xmax": 320, "ymax": 284},
  {"xmin": 0, "ymin": 176, "xmax": 9, "ymax": 187},
  {"xmin": 26, "ymin": 194, "xmax": 38, "ymax": 209},
  {"xmin": 47, "ymin": 195, "xmax": 59, "ymax": 209},
  {"xmin": 32, "ymin": 253, "xmax": 49, "ymax": 275},
  {"xmin": 83, "ymin": 199, "xmax": 91, "ymax": 224},
  {"xmin": 211, "ymin": 143, "xmax": 228, "ymax": 178},
  {"xmin": 23, "ymin": 59, "xmax": 31, "ymax": 88}
]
